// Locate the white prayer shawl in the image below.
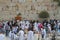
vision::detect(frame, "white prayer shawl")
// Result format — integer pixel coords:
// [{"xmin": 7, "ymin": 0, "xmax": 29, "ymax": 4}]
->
[
  {"xmin": 9, "ymin": 31, "xmax": 18, "ymax": 40},
  {"xmin": 4, "ymin": 24, "xmax": 6, "ymax": 30},
  {"xmin": 38, "ymin": 23, "xmax": 41, "ymax": 27},
  {"xmin": 21, "ymin": 21, "xmax": 25, "ymax": 30},
  {"xmin": 26, "ymin": 21, "xmax": 30, "ymax": 28},
  {"xmin": 47, "ymin": 24, "xmax": 51, "ymax": 32},
  {"xmin": 18, "ymin": 30, "xmax": 24, "ymax": 40},
  {"xmin": 41, "ymin": 29, "xmax": 46, "ymax": 39},
  {"xmin": 14, "ymin": 34, "xmax": 18, "ymax": 40},
  {"xmin": 12, "ymin": 27, "xmax": 16, "ymax": 33},
  {"xmin": 9, "ymin": 31, "xmax": 14, "ymax": 40},
  {"xmin": 34, "ymin": 22, "xmax": 38, "ymax": 31},
  {"xmin": 21, "ymin": 24, "xmax": 25, "ymax": 30},
  {"xmin": 25, "ymin": 26, "xmax": 29, "ymax": 29},
  {"xmin": 20, "ymin": 21, "xmax": 23, "ymax": 24},
  {"xmin": 0, "ymin": 34, "xmax": 5, "ymax": 40},
  {"xmin": 3, "ymin": 21, "xmax": 7, "ymax": 30},
  {"xmin": 15, "ymin": 26, "xmax": 18, "ymax": 33},
  {"xmin": 27, "ymin": 31, "xmax": 34, "ymax": 40},
  {"xmin": 58, "ymin": 22, "xmax": 60, "ymax": 28},
  {"xmin": 44, "ymin": 23, "xmax": 46, "ymax": 26},
  {"xmin": 9, "ymin": 31, "xmax": 12, "ymax": 38}
]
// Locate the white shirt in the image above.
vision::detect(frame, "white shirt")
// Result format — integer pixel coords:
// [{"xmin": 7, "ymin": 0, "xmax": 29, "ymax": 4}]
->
[
  {"xmin": 25, "ymin": 26, "xmax": 29, "ymax": 29},
  {"xmin": 0, "ymin": 34, "xmax": 5, "ymax": 40},
  {"xmin": 18, "ymin": 30, "xmax": 24, "ymax": 40},
  {"xmin": 41, "ymin": 29, "xmax": 46, "ymax": 35},
  {"xmin": 12, "ymin": 27, "xmax": 18, "ymax": 33},
  {"xmin": 21, "ymin": 21, "xmax": 25, "ymax": 30},
  {"xmin": 9, "ymin": 31, "xmax": 18, "ymax": 40},
  {"xmin": 58, "ymin": 22, "xmax": 60, "ymax": 28},
  {"xmin": 47, "ymin": 24, "xmax": 50, "ymax": 27},
  {"xmin": 34, "ymin": 22, "xmax": 38, "ymax": 31},
  {"xmin": 47, "ymin": 23, "xmax": 51, "ymax": 31},
  {"xmin": 41, "ymin": 29, "xmax": 46, "ymax": 39},
  {"xmin": 27, "ymin": 31, "xmax": 34, "ymax": 40},
  {"xmin": 38, "ymin": 23, "xmax": 41, "ymax": 27},
  {"xmin": 26, "ymin": 21, "xmax": 30, "ymax": 27}
]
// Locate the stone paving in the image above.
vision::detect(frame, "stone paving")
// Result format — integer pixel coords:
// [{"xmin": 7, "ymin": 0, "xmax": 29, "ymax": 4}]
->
[
  {"xmin": 4, "ymin": 34, "xmax": 51, "ymax": 40},
  {"xmin": 4, "ymin": 33, "xmax": 60, "ymax": 40}
]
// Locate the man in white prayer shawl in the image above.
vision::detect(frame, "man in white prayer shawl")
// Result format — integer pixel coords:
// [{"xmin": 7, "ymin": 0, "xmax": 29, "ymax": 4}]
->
[
  {"xmin": 3, "ymin": 21, "xmax": 8, "ymax": 30},
  {"xmin": 57, "ymin": 21, "xmax": 60, "ymax": 32},
  {"xmin": 47, "ymin": 23, "xmax": 51, "ymax": 33},
  {"xmin": 47, "ymin": 23, "xmax": 52, "ymax": 37},
  {"xmin": 25, "ymin": 21, "xmax": 30, "ymax": 33},
  {"xmin": 9, "ymin": 31, "xmax": 14, "ymax": 40},
  {"xmin": 21, "ymin": 21, "xmax": 25, "ymax": 30},
  {"xmin": 18, "ymin": 28, "xmax": 25, "ymax": 40},
  {"xmin": 26, "ymin": 21, "xmax": 30, "ymax": 28},
  {"xmin": 12, "ymin": 26, "xmax": 18, "ymax": 34},
  {"xmin": 27, "ymin": 29, "xmax": 34, "ymax": 40},
  {"xmin": 9, "ymin": 31, "xmax": 18, "ymax": 40},
  {"xmin": 41, "ymin": 28, "xmax": 46, "ymax": 39},
  {"xmin": 33, "ymin": 22, "xmax": 38, "ymax": 32},
  {"xmin": 0, "ymin": 29, "xmax": 5, "ymax": 40}
]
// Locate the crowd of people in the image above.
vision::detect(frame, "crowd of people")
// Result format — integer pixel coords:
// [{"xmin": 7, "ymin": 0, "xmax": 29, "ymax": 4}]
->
[{"xmin": 0, "ymin": 19, "xmax": 60, "ymax": 40}]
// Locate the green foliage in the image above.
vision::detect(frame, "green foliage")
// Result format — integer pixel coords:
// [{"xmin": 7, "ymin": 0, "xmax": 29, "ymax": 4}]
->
[
  {"xmin": 38, "ymin": 11, "xmax": 49, "ymax": 18},
  {"xmin": 58, "ymin": 1, "xmax": 60, "ymax": 6},
  {"xmin": 17, "ymin": 13, "xmax": 21, "ymax": 16},
  {"xmin": 53, "ymin": 0, "xmax": 60, "ymax": 2},
  {"xmin": 53, "ymin": 0, "xmax": 60, "ymax": 6}
]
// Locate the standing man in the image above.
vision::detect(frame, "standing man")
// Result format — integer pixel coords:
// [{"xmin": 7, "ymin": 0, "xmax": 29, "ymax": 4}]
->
[
  {"xmin": 5, "ymin": 24, "xmax": 10, "ymax": 36},
  {"xmin": 41, "ymin": 28, "xmax": 46, "ymax": 40},
  {"xmin": 18, "ymin": 28, "xmax": 25, "ymax": 40},
  {"xmin": 33, "ymin": 21, "xmax": 38, "ymax": 32},
  {"xmin": 0, "ymin": 30, "xmax": 5, "ymax": 40},
  {"xmin": 27, "ymin": 29, "xmax": 34, "ymax": 40}
]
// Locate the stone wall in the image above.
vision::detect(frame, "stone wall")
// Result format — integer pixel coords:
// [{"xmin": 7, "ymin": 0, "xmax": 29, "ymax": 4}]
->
[{"xmin": 0, "ymin": 0, "xmax": 60, "ymax": 20}]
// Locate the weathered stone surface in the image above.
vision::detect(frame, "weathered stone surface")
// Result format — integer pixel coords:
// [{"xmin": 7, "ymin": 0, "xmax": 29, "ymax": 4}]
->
[{"xmin": 0, "ymin": 0, "xmax": 59, "ymax": 20}]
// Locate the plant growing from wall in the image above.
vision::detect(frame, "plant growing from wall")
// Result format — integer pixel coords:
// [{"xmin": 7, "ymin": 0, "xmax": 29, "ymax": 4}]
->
[
  {"xmin": 53, "ymin": 0, "xmax": 60, "ymax": 6},
  {"xmin": 38, "ymin": 11, "xmax": 49, "ymax": 19},
  {"xmin": 17, "ymin": 13, "xmax": 21, "ymax": 16},
  {"xmin": 58, "ymin": 1, "xmax": 60, "ymax": 6},
  {"xmin": 53, "ymin": 0, "xmax": 59, "ymax": 2}
]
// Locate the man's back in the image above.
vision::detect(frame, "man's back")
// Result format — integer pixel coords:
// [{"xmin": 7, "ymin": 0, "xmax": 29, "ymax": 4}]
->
[
  {"xmin": 18, "ymin": 30, "xmax": 24, "ymax": 40},
  {"xmin": 27, "ymin": 31, "xmax": 34, "ymax": 40}
]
